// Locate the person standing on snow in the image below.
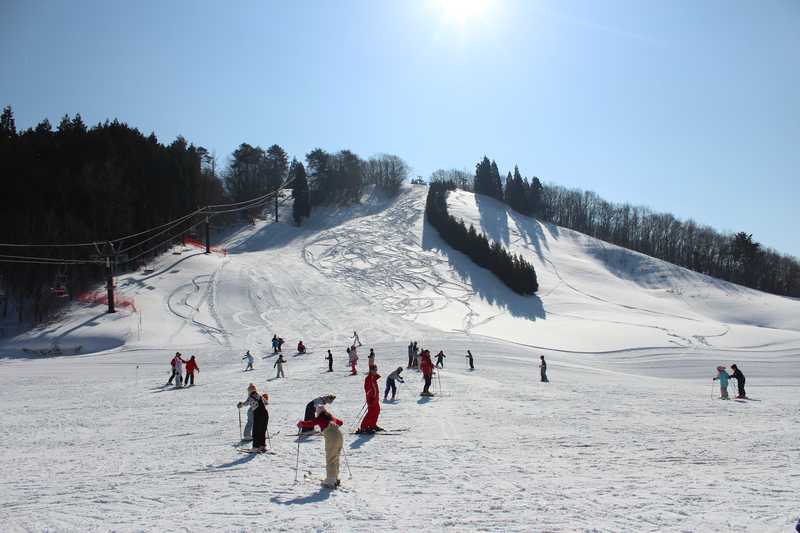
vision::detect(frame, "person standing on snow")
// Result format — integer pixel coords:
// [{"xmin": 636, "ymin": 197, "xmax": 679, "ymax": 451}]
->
[
  {"xmin": 357, "ymin": 365, "xmax": 383, "ymax": 434},
  {"xmin": 540, "ymin": 355, "xmax": 548, "ymax": 383},
  {"xmin": 173, "ymin": 354, "xmax": 185, "ymax": 388},
  {"xmin": 384, "ymin": 366, "xmax": 405, "ymax": 401},
  {"xmin": 297, "ymin": 406, "xmax": 345, "ymax": 489},
  {"xmin": 166, "ymin": 352, "xmax": 184, "ymax": 386},
  {"xmin": 271, "ymin": 335, "xmax": 280, "ymax": 354},
  {"xmin": 352, "ymin": 331, "xmax": 362, "ymax": 347},
  {"xmin": 729, "ymin": 364, "xmax": 746, "ymax": 399},
  {"xmin": 184, "ymin": 355, "xmax": 200, "ymax": 386},
  {"xmin": 301, "ymin": 394, "xmax": 337, "ymax": 434},
  {"xmin": 466, "ymin": 350, "xmax": 475, "ymax": 370},
  {"xmin": 237, "ymin": 383, "xmax": 261, "ymax": 441},
  {"xmin": 420, "ymin": 349, "xmax": 435, "ymax": 396},
  {"xmin": 277, "ymin": 337, "xmax": 285, "ymax": 352},
  {"xmin": 242, "ymin": 350, "xmax": 254, "ymax": 371},
  {"xmin": 713, "ymin": 366, "xmax": 730, "ymax": 399},
  {"xmin": 349, "ymin": 346, "xmax": 359, "ymax": 375},
  {"xmin": 407, "ymin": 342, "xmax": 414, "ymax": 368},
  {"xmin": 273, "ymin": 353, "xmax": 286, "ymax": 378},
  {"xmin": 435, "ymin": 350, "xmax": 446, "ymax": 368},
  {"xmin": 249, "ymin": 384, "xmax": 270, "ymax": 452},
  {"xmin": 412, "ymin": 342, "xmax": 420, "ymax": 369},
  {"xmin": 368, "ymin": 348, "xmax": 376, "ymax": 367},
  {"xmin": 326, "ymin": 350, "xmax": 334, "ymax": 372}
]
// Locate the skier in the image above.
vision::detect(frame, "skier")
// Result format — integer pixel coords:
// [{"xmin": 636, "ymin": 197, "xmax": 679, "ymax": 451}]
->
[
  {"xmin": 248, "ymin": 384, "xmax": 270, "ymax": 452},
  {"xmin": 271, "ymin": 335, "xmax": 280, "ymax": 354},
  {"xmin": 384, "ymin": 366, "xmax": 405, "ymax": 401},
  {"xmin": 407, "ymin": 342, "xmax": 414, "ymax": 368},
  {"xmin": 729, "ymin": 364, "xmax": 746, "ymax": 399},
  {"xmin": 352, "ymin": 330, "xmax": 362, "ymax": 347},
  {"xmin": 713, "ymin": 366, "xmax": 730, "ymax": 399},
  {"xmin": 242, "ymin": 350, "xmax": 254, "ymax": 371},
  {"xmin": 357, "ymin": 365, "xmax": 382, "ymax": 434},
  {"xmin": 184, "ymin": 355, "xmax": 199, "ymax": 386},
  {"xmin": 297, "ymin": 340, "xmax": 306, "ymax": 354},
  {"xmin": 412, "ymin": 342, "xmax": 420, "ymax": 369},
  {"xmin": 173, "ymin": 353, "xmax": 185, "ymax": 388},
  {"xmin": 301, "ymin": 394, "xmax": 337, "ymax": 434},
  {"xmin": 277, "ymin": 337, "xmax": 285, "ymax": 352},
  {"xmin": 465, "ymin": 350, "xmax": 475, "ymax": 370},
  {"xmin": 540, "ymin": 355, "xmax": 548, "ymax": 383},
  {"xmin": 349, "ymin": 346, "xmax": 359, "ymax": 375},
  {"xmin": 368, "ymin": 348, "xmax": 376, "ymax": 367},
  {"xmin": 273, "ymin": 353, "xmax": 286, "ymax": 378},
  {"xmin": 420, "ymin": 349, "xmax": 434, "ymax": 396},
  {"xmin": 435, "ymin": 350, "xmax": 446, "ymax": 368},
  {"xmin": 326, "ymin": 349, "xmax": 334, "ymax": 372},
  {"xmin": 237, "ymin": 383, "xmax": 261, "ymax": 441},
  {"xmin": 166, "ymin": 352, "xmax": 184, "ymax": 385},
  {"xmin": 297, "ymin": 405, "xmax": 345, "ymax": 489}
]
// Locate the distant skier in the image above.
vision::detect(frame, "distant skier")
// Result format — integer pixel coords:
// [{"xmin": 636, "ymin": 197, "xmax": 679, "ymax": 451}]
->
[
  {"xmin": 352, "ymin": 330, "xmax": 362, "ymax": 347},
  {"xmin": 243, "ymin": 350, "xmax": 254, "ymax": 371},
  {"xmin": 326, "ymin": 350, "xmax": 334, "ymax": 372},
  {"xmin": 173, "ymin": 353, "xmax": 185, "ymax": 388},
  {"xmin": 713, "ymin": 366, "xmax": 730, "ymax": 399},
  {"xmin": 729, "ymin": 364, "xmax": 746, "ymax": 399},
  {"xmin": 277, "ymin": 337, "xmax": 285, "ymax": 352},
  {"xmin": 368, "ymin": 348, "xmax": 376, "ymax": 367},
  {"xmin": 237, "ymin": 383, "xmax": 261, "ymax": 441},
  {"xmin": 407, "ymin": 342, "xmax": 414, "ymax": 368},
  {"xmin": 384, "ymin": 366, "xmax": 405, "ymax": 401},
  {"xmin": 540, "ymin": 355, "xmax": 548, "ymax": 383},
  {"xmin": 357, "ymin": 365, "xmax": 382, "ymax": 434},
  {"xmin": 349, "ymin": 346, "xmax": 359, "ymax": 375},
  {"xmin": 273, "ymin": 353, "xmax": 286, "ymax": 378},
  {"xmin": 435, "ymin": 350, "xmax": 446, "ymax": 368},
  {"xmin": 412, "ymin": 342, "xmax": 420, "ymax": 369},
  {"xmin": 271, "ymin": 335, "xmax": 280, "ymax": 354},
  {"xmin": 297, "ymin": 405, "xmax": 345, "ymax": 489},
  {"xmin": 465, "ymin": 350, "xmax": 474, "ymax": 370},
  {"xmin": 420, "ymin": 349, "xmax": 434, "ymax": 397},
  {"xmin": 301, "ymin": 394, "xmax": 337, "ymax": 434},
  {"xmin": 184, "ymin": 355, "xmax": 199, "ymax": 386},
  {"xmin": 297, "ymin": 340, "xmax": 306, "ymax": 354},
  {"xmin": 166, "ymin": 352, "xmax": 184, "ymax": 386}
]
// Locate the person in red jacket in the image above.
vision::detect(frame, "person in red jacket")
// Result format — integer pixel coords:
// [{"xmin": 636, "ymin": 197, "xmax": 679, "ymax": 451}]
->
[
  {"xmin": 420, "ymin": 349, "xmax": 435, "ymax": 397},
  {"xmin": 184, "ymin": 355, "xmax": 199, "ymax": 386},
  {"xmin": 297, "ymin": 407, "xmax": 345, "ymax": 489},
  {"xmin": 357, "ymin": 365, "xmax": 383, "ymax": 434}
]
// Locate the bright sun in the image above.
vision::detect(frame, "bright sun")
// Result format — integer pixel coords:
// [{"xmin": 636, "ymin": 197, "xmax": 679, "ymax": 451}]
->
[{"xmin": 433, "ymin": 0, "xmax": 493, "ymax": 27}]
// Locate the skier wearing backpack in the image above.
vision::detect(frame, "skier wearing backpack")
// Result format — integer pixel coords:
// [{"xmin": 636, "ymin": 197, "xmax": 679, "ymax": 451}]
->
[
  {"xmin": 326, "ymin": 350, "xmax": 334, "ymax": 372},
  {"xmin": 301, "ymin": 394, "xmax": 337, "ymax": 434},
  {"xmin": 357, "ymin": 365, "xmax": 382, "ymax": 434},
  {"xmin": 297, "ymin": 406, "xmax": 345, "ymax": 489},
  {"xmin": 540, "ymin": 355, "xmax": 548, "ymax": 383},
  {"xmin": 384, "ymin": 367, "xmax": 405, "ymax": 401},
  {"xmin": 184, "ymin": 355, "xmax": 199, "ymax": 386},
  {"xmin": 729, "ymin": 364, "xmax": 746, "ymax": 399},
  {"xmin": 242, "ymin": 350, "xmax": 254, "ymax": 371},
  {"xmin": 435, "ymin": 350, "xmax": 446, "ymax": 368},
  {"xmin": 273, "ymin": 353, "xmax": 286, "ymax": 378},
  {"xmin": 420, "ymin": 349, "xmax": 434, "ymax": 396},
  {"xmin": 713, "ymin": 366, "xmax": 730, "ymax": 399}
]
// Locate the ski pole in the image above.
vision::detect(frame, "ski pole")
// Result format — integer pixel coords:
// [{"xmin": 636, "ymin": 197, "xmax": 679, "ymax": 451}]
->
[
  {"xmin": 350, "ymin": 402, "xmax": 367, "ymax": 432},
  {"xmin": 294, "ymin": 439, "xmax": 301, "ymax": 482},
  {"xmin": 266, "ymin": 425, "xmax": 272, "ymax": 450},
  {"xmin": 437, "ymin": 369, "xmax": 443, "ymax": 396},
  {"xmin": 238, "ymin": 407, "xmax": 243, "ymax": 440},
  {"xmin": 341, "ymin": 437, "xmax": 353, "ymax": 479}
]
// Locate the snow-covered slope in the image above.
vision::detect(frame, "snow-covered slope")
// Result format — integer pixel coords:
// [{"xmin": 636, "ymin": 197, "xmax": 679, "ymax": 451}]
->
[{"xmin": 1, "ymin": 184, "xmax": 798, "ymax": 532}]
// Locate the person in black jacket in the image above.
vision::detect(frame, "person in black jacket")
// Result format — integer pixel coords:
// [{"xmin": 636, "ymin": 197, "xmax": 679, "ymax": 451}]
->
[
  {"xmin": 729, "ymin": 364, "xmax": 746, "ymax": 399},
  {"xmin": 326, "ymin": 350, "xmax": 334, "ymax": 372}
]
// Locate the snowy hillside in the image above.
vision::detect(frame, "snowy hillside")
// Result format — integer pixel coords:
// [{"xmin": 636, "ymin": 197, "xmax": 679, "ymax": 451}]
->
[{"xmin": 1, "ymin": 184, "xmax": 798, "ymax": 532}]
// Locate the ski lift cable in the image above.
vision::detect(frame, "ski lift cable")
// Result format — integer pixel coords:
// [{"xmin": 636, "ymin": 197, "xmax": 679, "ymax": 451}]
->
[
  {"xmin": 0, "ymin": 254, "xmax": 103, "ymax": 264},
  {"xmin": 124, "ymin": 217, "xmax": 209, "ymax": 265},
  {"xmin": 116, "ymin": 212, "xmax": 203, "ymax": 256}
]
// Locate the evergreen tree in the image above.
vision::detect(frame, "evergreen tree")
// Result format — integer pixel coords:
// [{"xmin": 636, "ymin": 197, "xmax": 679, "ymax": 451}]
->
[
  {"xmin": 0, "ymin": 106, "xmax": 16, "ymax": 139},
  {"xmin": 290, "ymin": 159, "xmax": 311, "ymax": 225},
  {"xmin": 490, "ymin": 160, "xmax": 503, "ymax": 200},
  {"xmin": 265, "ymin": 144, "xmax": 289, "ymax": 192}
]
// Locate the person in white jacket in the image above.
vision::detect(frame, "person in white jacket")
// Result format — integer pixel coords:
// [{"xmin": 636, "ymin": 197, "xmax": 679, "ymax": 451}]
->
[
  {"xmin": 173, "ymin": 355, "xmax": 185, "ymax": 388},
  {"xmin": 237, "ymin": 383, "xmax": 261, "ymax": 441},
  {"xmin": 242, "ymin": 350, "xmax": 254, "ymax": 371}
]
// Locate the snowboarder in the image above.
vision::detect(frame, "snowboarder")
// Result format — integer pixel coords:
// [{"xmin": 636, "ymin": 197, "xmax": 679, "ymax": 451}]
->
[
  {"xmin": 357, "ymin": 365, "xmax": 382, "ymax": 434},
  {"xmin": 302, "ymin": 394, "xmax": 337, "ymax": 434},
  {"xmin": 349, "ymin": 346, "xmax": 359, "ymax": 375},
  {"xmin": 273, "ymin": 353, "xmax": 286, "ymax": 378},
  {"xmin": 326, "ymin": 350, "xmax": 334, "ymax": 372},
  {"xmin": 729, "ymin": 364, "xmax": 746, "ymax": 399},
  {"xmin": 384, "ymin": 366, "xmax": 405, "ymax": 401},
  {"xmin": 166, "ymin": 352, "xmax": 184, "ymax": 385},
  {"xmin": 297, "ymin": 406, "xmax": 345, "ymax": 489},
  {"xmin": 242, "ymin": 350, "xmax": 254, "ymax": 371},
  {"xmin": 368, "ymin": 348, "xmax": 375, "ymax": 367},
  {"xmin": 713, "ymin": 366, "xmax": 730, "ymax": 399},
  {"xmin": 237, "ymin": 382, "xmax": 261, "ymax": 441},
  {"xmin": 435, "ymin": 350, "xmax": 446, "ymax": 368},
  {"xmin": 420, "ymin": 349, "xmax": 434, "ymax": 396},
  {"xmin": 466, "ymin": 350, "xmax": 474, "ymax": 370},
  {"xmin": 184, "ymin": 355, "xmax": 199, "ymax": 386},
  {"xmin": 271, "ymin": 335, "xmax": 280, "ymax": 354},
  {"xmin": 407, "ymin": 342, "xmax": 414, "ymax": 368},
  {"xmin": 540, "ymin": 355, "xmax": 548, "ymax": 383},
  {"xmin": 352, "ymin": 330, "xmax": 362, "ymax": 347},
  {"xmin": 297, "ymin": 340, "xmax": 306, "ymax": 354}
]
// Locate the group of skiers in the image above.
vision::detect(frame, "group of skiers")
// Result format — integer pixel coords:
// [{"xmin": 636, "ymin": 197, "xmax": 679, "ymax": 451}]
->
[
  {"xmin": 166, "ymin": 352, "xmax": 200, "ymax": 387},
  {"xmin": 713, "ymin": 363, "xmax": 747, "ymax": 399}
]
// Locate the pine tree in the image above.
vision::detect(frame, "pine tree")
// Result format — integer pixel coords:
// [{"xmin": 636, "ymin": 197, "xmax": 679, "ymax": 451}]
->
[
  {"xmin": 0, "ymin": 106, "xmax": 16, "ymax": 139},
  {"xmin": 490, "ymin": 160, "xmax": 503, "ymax": 200},
  {"xmin": 290, "ymin": 159, "xmax": 311, "ymax": 225}
]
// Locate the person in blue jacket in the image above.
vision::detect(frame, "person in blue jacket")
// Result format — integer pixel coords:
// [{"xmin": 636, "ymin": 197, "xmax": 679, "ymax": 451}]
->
[{"xmin": 712, "ymin": 365, "xmax": 729, "ymax": 399}]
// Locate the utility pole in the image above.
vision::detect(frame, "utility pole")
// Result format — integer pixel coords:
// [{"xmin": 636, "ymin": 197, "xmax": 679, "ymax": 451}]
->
[
  {"xmin": 205, "ymin": 215, "xmax": 210, "ymax": 254},
  {"xmin": 274, "ymin": 191, "xmax": 279, "ymax": 222},
  {"xmin": 105, "ymin": 243, "xmax": 115, "ymax": 314}
]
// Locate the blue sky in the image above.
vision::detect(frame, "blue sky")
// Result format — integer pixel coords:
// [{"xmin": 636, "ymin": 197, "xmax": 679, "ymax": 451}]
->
[{"xmin": 2, "ymin": 0, "xmax": 798, "ymax": 257}]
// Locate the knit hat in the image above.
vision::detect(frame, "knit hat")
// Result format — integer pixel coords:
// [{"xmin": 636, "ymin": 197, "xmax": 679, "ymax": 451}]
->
[{"xmin": 247, "ymin": 383, "xmax": 257, "ymax": 394}]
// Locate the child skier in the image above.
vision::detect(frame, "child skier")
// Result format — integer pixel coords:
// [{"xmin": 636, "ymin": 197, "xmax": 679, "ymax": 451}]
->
[
  {"xmin": 297, "ymin": 340, "xmax": 306, "ymax": 354},
  {"xmin": 326, "ymin": 350, "xmax": 334, "ymax": 372},
  {"xmin": 237, "ymin": 383, "xmax": 260, "ymax": 441},
  {"xmin": 384, "ymin": 366, "xmax": 405, "ymax": 401},
  {"xmin": 540, "ymin": 355, "xmax": 548, "ymax": 383},
  {"xmin": 729, "ymin": 364, "xmax": 746, "ymax": 399},
  {"xmin": 435, "ymin": 350, "xmax": 446, "ymax": 368},
  {"xmin": 166, "ymin": 352, "xmax": 184, "ymax": 385},
  {"xmin": 184, "ymin": 355, "xmax": 199, "ymax": 386},
  {"xmin": 302, "ymin": 394, "xmax": 337, "ymax": 434},
  {"xmin": 242, "ymin": 350, "xmax": 254, "ymax": 371},
  {"xmin": 274, "ymin": 353, "xmax": 286, "ymax": 378},
  {"xmin": 349, "ymin": 346, "xmax": 359, "ymax": 375},
  {"xmin": 357, "ymin": 365, "xmax": 382, "ymax": 434},
  {"xmin": 297, "ymin": 406, "xmax": 345, "ymax": 489},
  {"xmin": 173, "ymin": 353, "xmax": 185, "ymax": 388},
  {"xmin": 713, "ymin": 366, "xmax": 730, "ymax": 399},
  {"xmin": 420, "ymin": 349, "xmax": 434, "ymax": 396},
  {"xmin": 466, "ymin": 350, "xmax": 475, "ymax": 370}
]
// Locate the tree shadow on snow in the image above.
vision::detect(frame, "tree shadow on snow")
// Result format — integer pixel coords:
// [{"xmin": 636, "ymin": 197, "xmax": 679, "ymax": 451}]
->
[
  {"xmin": 475, "ymin": 193, "xmax": 510, "ymax": 245},
  {"xmin": 270, "ymin": 488, "xmax": 331, "ymax": 506},
  {"xmin": 421, "ymin": 219, "xmax": 546, "ymax": 322}
]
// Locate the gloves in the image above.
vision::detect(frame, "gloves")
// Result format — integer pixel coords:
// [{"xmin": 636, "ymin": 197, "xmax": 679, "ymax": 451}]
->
[
  {"xmin": 296, "ymin": 421, "xmax": 303, "ymax": 428},
  {"xmin": 237, "ymin": 402, "xmax": 243, "ymax": 408}
]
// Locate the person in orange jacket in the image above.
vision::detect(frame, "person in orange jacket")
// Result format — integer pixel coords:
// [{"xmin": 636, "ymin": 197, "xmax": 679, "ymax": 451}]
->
[
  {"xmin": 420, "ymin": 349, "xmax": 435, "ymax": 397},
  {"xmin": 357, "ymin": 365, "xmax": 382, "ymax": 434},
  {"xmin": 184, "ymin": 355, "xmax": 199, "ymax": 386}
]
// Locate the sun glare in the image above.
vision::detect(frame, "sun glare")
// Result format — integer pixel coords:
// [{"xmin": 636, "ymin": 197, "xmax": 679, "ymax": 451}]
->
[{"xmin": 433, "ymin": 0, "xmax": 493, "ymax": 27}]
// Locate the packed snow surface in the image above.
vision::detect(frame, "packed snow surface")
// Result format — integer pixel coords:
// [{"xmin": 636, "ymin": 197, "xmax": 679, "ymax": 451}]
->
[{"xmin": 1, "ymin": 185, "xmax": 798, "ymax": 532}]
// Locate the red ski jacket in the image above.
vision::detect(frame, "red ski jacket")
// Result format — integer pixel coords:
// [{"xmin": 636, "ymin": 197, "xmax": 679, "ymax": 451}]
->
[
  {"xmin": 185, "ymin": 359, "xmax": 199, "ymax": 373},
  {"xmin": 298, "ymin": 414, "xmax": 343, "ymax": 432},
  {"xmin": 420, "ymin": 353, "xmax": 434, "ymax": 376},
  {"xmin": 364, "ymin": 373, "xmax": 380, "ymax": 403}
]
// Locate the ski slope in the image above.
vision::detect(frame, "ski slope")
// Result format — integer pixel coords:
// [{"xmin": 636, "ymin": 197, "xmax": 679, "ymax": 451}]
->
[{"xmin": 1, "ymin": 184, "xmax": 798, "ymax": 532}]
